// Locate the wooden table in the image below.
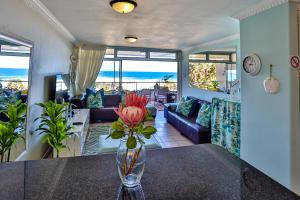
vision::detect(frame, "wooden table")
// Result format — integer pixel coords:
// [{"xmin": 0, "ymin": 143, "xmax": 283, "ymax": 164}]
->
[{"xmin": 0, "ymin": 144, "xmax": 299, "ymax": 200}]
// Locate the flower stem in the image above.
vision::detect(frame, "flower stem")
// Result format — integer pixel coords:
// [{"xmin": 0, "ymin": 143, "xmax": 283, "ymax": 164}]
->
[
  {"xmin": 122, "ymin": 130, "xmax": 133, "ymax": 176},
  {"xmin": 123, "ymin": 148, "xmax": 128, "ymax": 175},
  {"xmin": 126, "ymin": 144, "xmax": 143, "ymax": 175}
]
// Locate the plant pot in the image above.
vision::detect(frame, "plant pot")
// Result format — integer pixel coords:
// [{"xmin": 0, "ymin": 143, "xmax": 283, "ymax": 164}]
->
[{"xmin": 116, "ymin": 137, "xmax": 146, "ymax": 188}]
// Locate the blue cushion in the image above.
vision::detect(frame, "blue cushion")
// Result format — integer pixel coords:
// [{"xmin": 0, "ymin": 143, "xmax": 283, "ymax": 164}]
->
[
  {"xmin": 186, "ymin": 96, "xmax": 199, "ymax": 117},
  {"xmin": 87, "ymin": 90, "xmax": 103, "ymax": 108},
  {"xmin": 176, "ymin": 97, "xmax": 194, "ymax": 117},
  {"xmin": 196, "ymin": 103, "xmax": 212, "ymax": 128}
]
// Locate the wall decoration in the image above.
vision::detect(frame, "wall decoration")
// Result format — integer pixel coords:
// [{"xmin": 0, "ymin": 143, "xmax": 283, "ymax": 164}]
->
[
  {"xmin": 243, "ymin": 54, "xmax": 262, "ymax": 76},
  {"xmin": 263, "ymin": 64, "xmax": 280, "ymax": 94}
]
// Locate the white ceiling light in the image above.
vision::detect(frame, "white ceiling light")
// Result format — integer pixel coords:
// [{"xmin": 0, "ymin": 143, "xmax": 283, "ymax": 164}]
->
[
  {"xmin": 125, "ymin": 36, "xmax": 138, "ymax": 43},
  {"xmin": 110, "ymin": 0, "xmax": 137, "ymax": 14}
]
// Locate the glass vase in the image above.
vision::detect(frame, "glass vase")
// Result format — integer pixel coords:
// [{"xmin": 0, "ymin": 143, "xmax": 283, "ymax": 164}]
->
[{"xmin": 116, "ymin": 137, "xmax": 146, "ymax": 188}]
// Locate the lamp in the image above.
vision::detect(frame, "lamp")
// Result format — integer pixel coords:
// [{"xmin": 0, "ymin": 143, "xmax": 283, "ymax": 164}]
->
[
  {"xmin": 110, "ymin": 0, "xmax": 137, "ymax": 14},
  {"xmin": 125, "ymin": 36, "xmax": 138, "ymax": 43}
]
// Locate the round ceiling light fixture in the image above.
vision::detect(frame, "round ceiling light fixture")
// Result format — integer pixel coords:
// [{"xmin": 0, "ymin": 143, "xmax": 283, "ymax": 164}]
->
[
  {"xmin": 110, "ymin": 0, "xmax": 137, "ymax": 14},
  {"xmin": 125, "ymin": 36, "xmax": 138, "ymax": 43}
]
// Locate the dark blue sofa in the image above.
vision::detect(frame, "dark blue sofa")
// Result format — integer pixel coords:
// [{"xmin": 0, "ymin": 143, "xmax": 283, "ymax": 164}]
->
[{"xmin": 164, "ymin": 96, "xmax": 211, "ymax": 144}]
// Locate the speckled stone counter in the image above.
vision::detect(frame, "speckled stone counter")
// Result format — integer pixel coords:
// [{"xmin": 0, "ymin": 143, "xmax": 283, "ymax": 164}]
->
[{"xmin": 0, "ymin": 144, "xmax": 299, "ymax": 200}]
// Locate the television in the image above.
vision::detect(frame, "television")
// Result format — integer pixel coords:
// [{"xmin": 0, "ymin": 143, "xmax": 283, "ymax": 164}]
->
[{"xmin": 44, "ymin": 74, "xmax": 70, "ymax": 102}]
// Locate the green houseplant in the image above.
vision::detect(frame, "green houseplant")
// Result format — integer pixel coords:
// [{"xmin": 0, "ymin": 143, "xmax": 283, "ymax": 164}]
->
[
  {"xmin": 35, "ymin": 101, "xmax": 73, "ymax": 158},
  {"xmin": 0, "ymin": 100, "xmax": 27, "ymax": 162}
]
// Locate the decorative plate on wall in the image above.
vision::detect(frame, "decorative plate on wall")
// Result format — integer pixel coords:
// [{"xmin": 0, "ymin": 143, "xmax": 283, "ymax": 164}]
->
[{"xmin": 243, "ymin": 54, "xmax": 262, "ymax": 76}]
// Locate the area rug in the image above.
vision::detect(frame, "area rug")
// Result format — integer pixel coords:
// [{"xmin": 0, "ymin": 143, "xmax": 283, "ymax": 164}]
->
[
  {"xmin": 82, "ymin": 124, "xmax": 161, "ymax": 156},
  {"xmin": 82, "ymin": 125, "xmax": 110, "ymax": 155}
]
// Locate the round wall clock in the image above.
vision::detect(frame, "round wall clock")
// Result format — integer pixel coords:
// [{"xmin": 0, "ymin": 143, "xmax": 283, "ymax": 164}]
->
[{"xmin": 243, "ymin": 54, "xmax": 262, "ymax": 76}]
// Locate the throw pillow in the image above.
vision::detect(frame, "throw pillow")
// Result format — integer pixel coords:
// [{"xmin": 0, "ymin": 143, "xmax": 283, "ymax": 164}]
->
[
  {"xmin": 84, "ymin": 88, "xmax": 95, "ymax": 102},
  {"xmin": 87, "ymin": 91, "xmax": 103, "ymax": 108},
  {"xmin": 186, "ymin": 96, "xmax": 200, "ymax": 117},
  {"xmin": 196, "ymin": 103, "xmax": 212, "ymax": 128},
  {"xmin": 175, "ymin": 97, "xmax": 194, "ymax": 117},
  {"xmin": 8, "ymin": 91, "xmax": 21, "ymax": 104}
]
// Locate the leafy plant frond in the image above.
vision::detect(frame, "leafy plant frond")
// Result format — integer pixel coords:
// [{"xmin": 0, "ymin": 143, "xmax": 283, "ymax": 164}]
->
[{"xmin": 35, "ymin": 101, "xmax": 74, "ymax": 158}]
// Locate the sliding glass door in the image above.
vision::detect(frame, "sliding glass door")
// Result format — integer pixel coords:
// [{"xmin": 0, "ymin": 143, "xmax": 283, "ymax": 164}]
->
[
  {"xmin": 97, "ymin": 47, "xmax": 180, "ymax": 93},
  {"xmin": 121, "ymin": 60, "xmax": 177, "ymax": 92},
  {"xmin": 96, "ymin": 60, "xmax": 120, "ymax": 91}
]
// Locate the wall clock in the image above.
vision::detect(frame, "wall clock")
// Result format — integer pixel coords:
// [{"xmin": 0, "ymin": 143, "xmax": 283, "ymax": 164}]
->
[{"xmin": 243, "ymin": 54, "xmax": 262, "ymax": 76}]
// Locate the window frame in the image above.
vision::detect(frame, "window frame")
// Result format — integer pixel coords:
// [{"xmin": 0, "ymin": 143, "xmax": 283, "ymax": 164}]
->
[
  {"xmin": 104, "ymin": 46, "xmax": 181, "ymax": 62},
  {"xmin": 189, "ymin": 51, "xmax": 236, "ymax": 64}
]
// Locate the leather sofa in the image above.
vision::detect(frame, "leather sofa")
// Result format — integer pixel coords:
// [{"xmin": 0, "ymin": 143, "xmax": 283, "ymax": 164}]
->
[
  {"xmin": 71, "ymin": 93, "xmax": 157, "ymax": 123},
  {"xmin": 89, "ymin": 94, "xmax": 121, "ymax": 123},
  {"xmin": 71, "ymin": 94, "xmax": 121, "ymax": 123},
  {"xmin": 164, "ymin": 96, "xmax": 211, "ymax": 144}
]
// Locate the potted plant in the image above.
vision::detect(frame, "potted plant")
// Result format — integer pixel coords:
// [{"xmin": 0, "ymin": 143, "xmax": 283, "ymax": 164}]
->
[
  {"xmin": 0, "ymin": 100, "xmax": 26, "ymax": 162},
  {"xmin": 210, "ymin": 81, "xmax": 220, "ymax": 91},
  {"xmin": 107, "ymin": 92, "xmax": 157, "ymax": 187},
  {"xmin": 35, "ymin": 101, "xmax": 73, "ymax": 158}
]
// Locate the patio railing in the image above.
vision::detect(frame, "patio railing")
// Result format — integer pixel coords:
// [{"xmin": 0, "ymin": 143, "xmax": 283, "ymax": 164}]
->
[
  {"xmin": 0, "ymin": 79, "xmax": 28, "ymax": 91},
  {"xmin": 93, "ymin": 81, "xmax": 177, "ymax": 92},
  {"xmin": 0, "ymin": 80, "xmax": 177, "ymax": 93}
]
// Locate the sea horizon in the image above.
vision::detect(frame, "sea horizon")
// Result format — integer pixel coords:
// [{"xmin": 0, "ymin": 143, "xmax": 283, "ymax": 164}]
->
[{"xmin": 0, "ymin": 68, "xmax": 177, "ymax": 82}]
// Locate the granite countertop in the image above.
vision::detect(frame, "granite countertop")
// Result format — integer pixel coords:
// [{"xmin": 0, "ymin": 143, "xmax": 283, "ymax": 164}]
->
[{"xmin": 0, "ymin": 144, "xmax": 299, "ymax": 200}]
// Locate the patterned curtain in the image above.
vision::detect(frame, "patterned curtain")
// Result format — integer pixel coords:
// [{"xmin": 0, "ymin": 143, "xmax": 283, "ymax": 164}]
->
[{"xmin": 211, "ymin": 98, "xmax": 241, "ymax": 157}]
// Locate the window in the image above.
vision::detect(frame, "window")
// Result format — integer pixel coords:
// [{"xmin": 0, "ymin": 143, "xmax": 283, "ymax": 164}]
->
[
  {"xmin": 189, "ymin": 53, "xmax": 206, "ymax": 60},
  {"xmin": 209, "ymin": 54, "xmax": 230, "ymax": 62},
  {"xmin": 188, "ymin": 50, "xmax": 237, "ymax": 93},
  {"xmin": 150, "ymin": 52, "xmax": 176, "ymax": 60},
  {"xmin": 97, "ymin": 47, "xmax": 180, "ymax": 93},
  {"xmin": 121, "ymin": 60, "xmax": 177, "ymax": 91},
  {"xmin": 117, "ymin": 50, "xmax": 146, "ymax": 58},
  {"xmin": 97, "ymin": 61, "xmax": 120, "ymax": 91},
  {"xmin": 104, "ymin": 48, "xmax": 114, "ymax": 59},
  {"xmin": 231, "ymin": 53, "xmax": 237, "ymax": 62}
]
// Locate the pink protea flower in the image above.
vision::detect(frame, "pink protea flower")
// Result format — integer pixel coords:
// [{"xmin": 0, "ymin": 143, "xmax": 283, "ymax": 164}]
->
[
  {"xmin": 125, "ymin": 92, "xmax": 148, "ymax": 108},
  {"xmin": 114, "ymin": 93, "xmax": 148, "ymax": 128}
]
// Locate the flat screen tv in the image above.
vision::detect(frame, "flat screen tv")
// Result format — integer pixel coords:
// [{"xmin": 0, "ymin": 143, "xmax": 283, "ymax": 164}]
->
[{"xmin": 44, "ymin": 74, "xmax": 70, "ymax": 102}]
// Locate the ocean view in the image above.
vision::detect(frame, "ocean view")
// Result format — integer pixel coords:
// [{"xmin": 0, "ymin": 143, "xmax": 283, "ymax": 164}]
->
[
  {"xmin": 0, "ymin": 68, "xmax": 177, "ymax": 82},
  {"xmin": 98, "ymin": 71, "xmax": 177, "ymax": 82},
  {"xmin": 0, "ymin": 68, "xmax": 29, "ymax": 80}
]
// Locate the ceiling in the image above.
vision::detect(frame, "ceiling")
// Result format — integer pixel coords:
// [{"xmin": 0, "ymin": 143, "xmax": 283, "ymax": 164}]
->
[{"xmin": 40, "ymin": 0, "xmax": 263, "ymax": 50}]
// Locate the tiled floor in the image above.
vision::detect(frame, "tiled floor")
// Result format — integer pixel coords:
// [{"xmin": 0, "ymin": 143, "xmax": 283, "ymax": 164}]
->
[
  {"xmin": 151, "ymin": 111, "xmax": 194, "ymax": 148},
  {"xmin": 90, "ymin": 110, "xmax": 194, "ymax": 149}
]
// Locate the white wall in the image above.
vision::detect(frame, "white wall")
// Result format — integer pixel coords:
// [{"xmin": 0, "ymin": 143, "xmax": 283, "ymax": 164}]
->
[
  {"xmin": 0, "ymin": 0, "xmax": 72, "ymax": 160},
  {"xmin": 240, "ymin": 2, "xmax": 300, "ymax": 194}
]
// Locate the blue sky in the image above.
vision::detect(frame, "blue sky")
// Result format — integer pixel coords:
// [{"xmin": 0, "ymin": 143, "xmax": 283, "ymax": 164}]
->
[
  {"xmin": 0, "ymin": 56, "xmax": 178, "ymax": 73},
  {"xmin": 0, "ymin": 56, "xmax": 30, "ymax": 69},
  {"xmin": 101, "ymin": 60, "xmax": 177, "ymax": 72}
]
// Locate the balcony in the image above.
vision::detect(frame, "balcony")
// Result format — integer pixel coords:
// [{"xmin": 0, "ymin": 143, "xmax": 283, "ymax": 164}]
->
[
  {"xmin": 93, "ymin": 81, "xmax": 177, "ymax": 92},
  {"xmin": 94, "ymin": 81, "xmax": 178, "ymax": 105},
  {"xmin": 0, "ymin": 79, "xmax": 28, "ymax": 92}
]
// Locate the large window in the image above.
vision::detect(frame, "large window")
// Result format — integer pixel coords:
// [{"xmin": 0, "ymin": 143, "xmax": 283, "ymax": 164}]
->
[
  {"xmin": 96, "ymin": 60, "xmax": 120, "ymax": 91},
  {"xmin": 189, "ymin": 51, "xmax": 237, "ymax": 93},
  {"xmin": 96, "ymin": 47, "xmax": 179, "ymax": 93},
  {"xmin": 121, "ymin": 60, "xmax": 177, "ymax": 91}
]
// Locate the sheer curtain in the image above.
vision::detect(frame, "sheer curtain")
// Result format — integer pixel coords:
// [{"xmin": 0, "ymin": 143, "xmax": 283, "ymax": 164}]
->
[{"xmin": 70, "ymin": 45, "xmax": 106, "ymax": 96}]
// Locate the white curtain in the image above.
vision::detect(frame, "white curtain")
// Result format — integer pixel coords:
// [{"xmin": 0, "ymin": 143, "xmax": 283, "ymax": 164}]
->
[
  {"xmin": 61, "ymin": 74, "xmax": 70, "ymax": 90},
  {"xmin": 70, "ymin": 45, "xmax": 106, "ymax": 96}
]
